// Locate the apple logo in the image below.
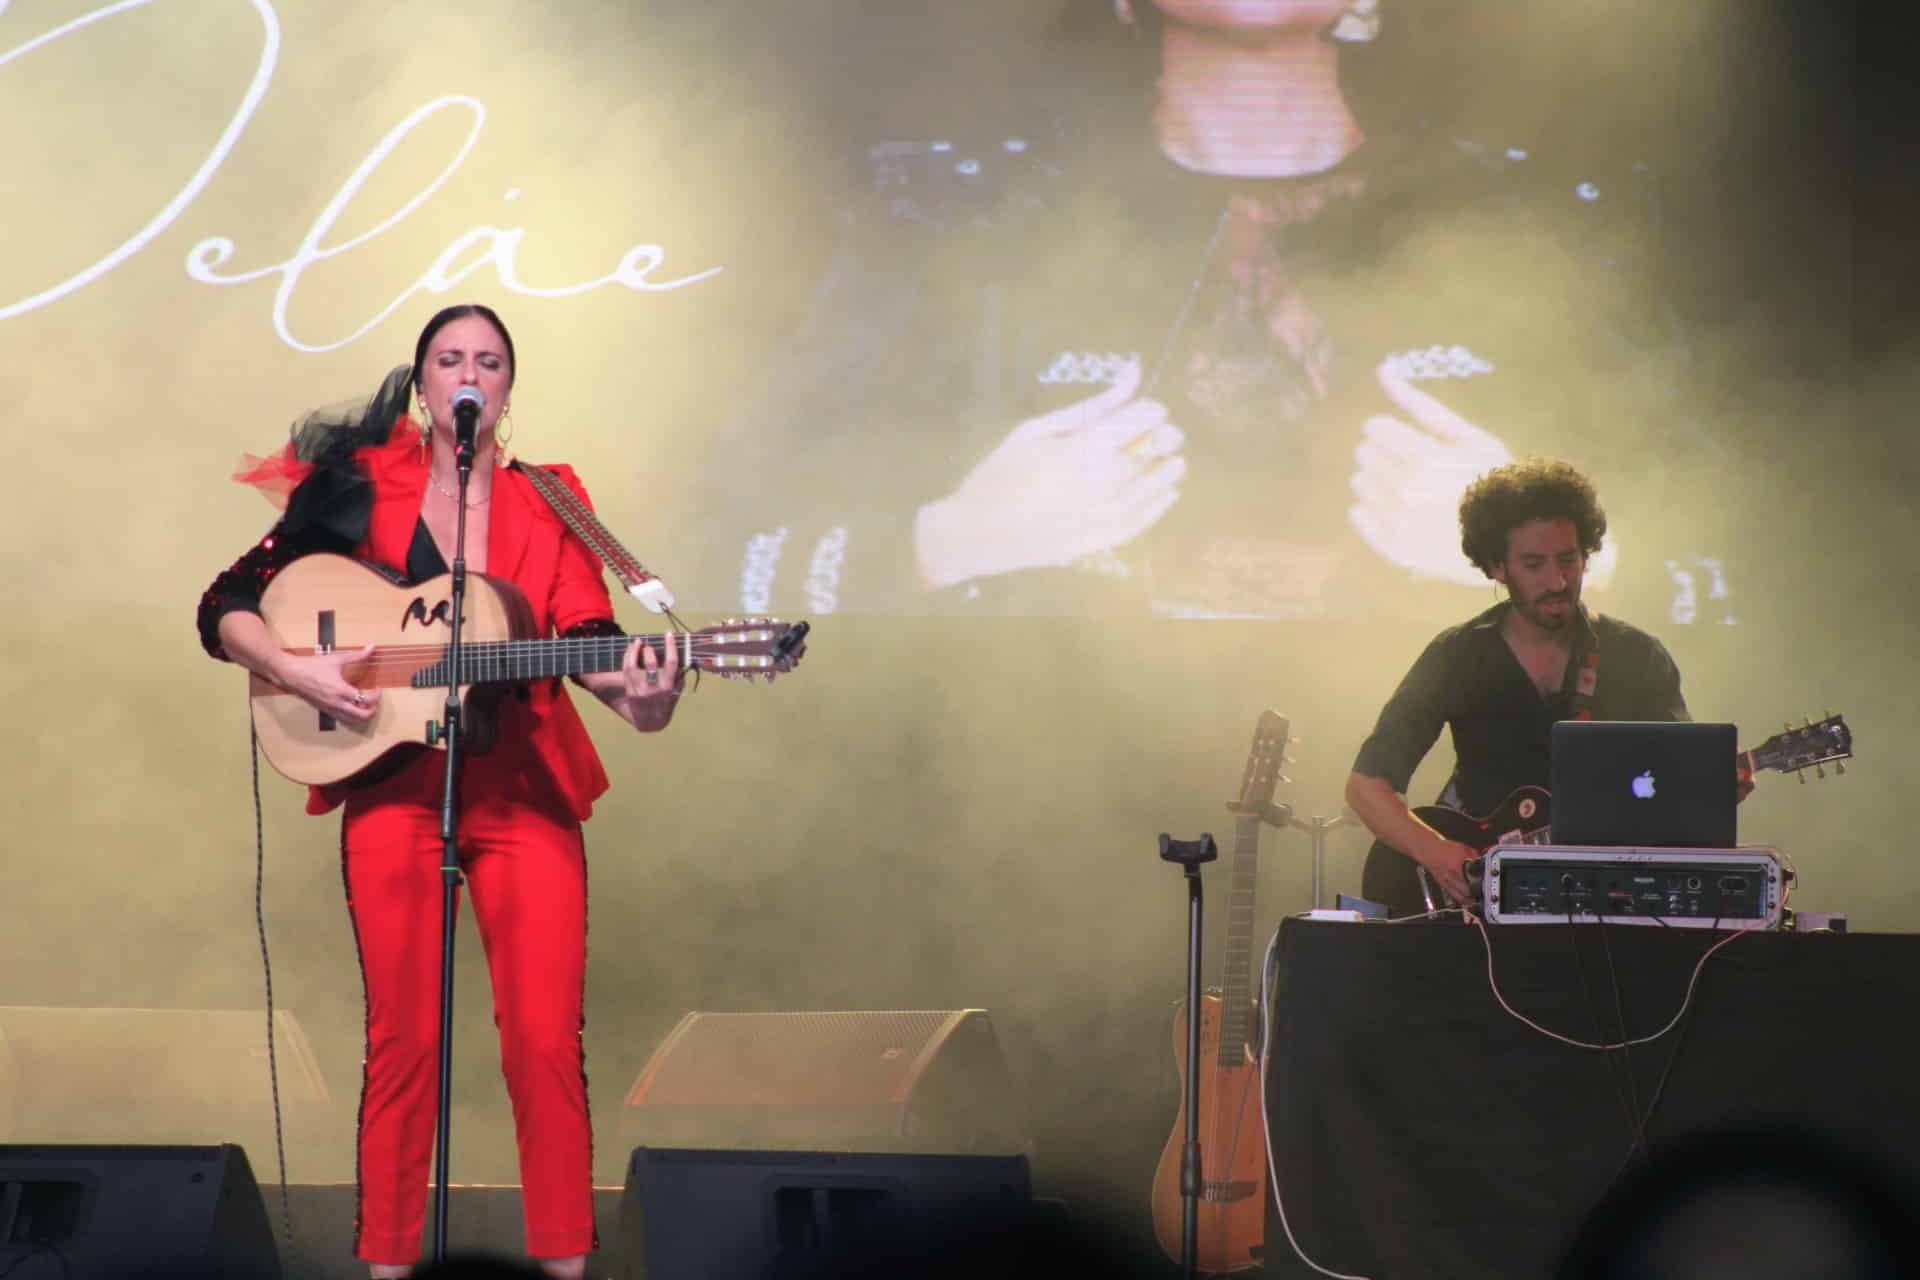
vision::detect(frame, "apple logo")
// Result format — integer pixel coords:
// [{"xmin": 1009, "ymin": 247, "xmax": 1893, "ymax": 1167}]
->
[{"xmin": 1631, "ymin": 770, "xmax": 1657, "ymax": 799}]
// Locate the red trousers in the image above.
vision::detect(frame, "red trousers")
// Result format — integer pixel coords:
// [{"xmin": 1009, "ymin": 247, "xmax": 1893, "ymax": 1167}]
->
[{"xmin": 340, "ymin": 747, "xmax": 595, "ymax": 1264}]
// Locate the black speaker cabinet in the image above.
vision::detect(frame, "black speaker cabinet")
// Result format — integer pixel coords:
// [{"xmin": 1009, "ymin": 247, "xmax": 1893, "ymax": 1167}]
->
[
  {"xmin": 619, "ymin": 1009, "xmax": 1029, "ymax": 1155},
  {"xmin": 0, "ymin": 1143, "xmax": 279, "ymax": 1279},
  {"xmin": 615, "ymin": 1147, "xmax": 1033, "ymax": 1280}
]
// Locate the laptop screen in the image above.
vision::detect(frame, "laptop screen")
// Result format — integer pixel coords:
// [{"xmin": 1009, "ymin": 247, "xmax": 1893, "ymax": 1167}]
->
[{"xmin": 1550, "ymin": 721, "xmax": 1739, "ymax": 847}]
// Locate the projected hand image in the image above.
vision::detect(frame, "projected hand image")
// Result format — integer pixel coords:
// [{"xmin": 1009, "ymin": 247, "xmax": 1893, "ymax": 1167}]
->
[
  {"xmin": 1348, "ymin": 362, "xmax": 1513, "ymax": 586},
  {"xmin": 685, "ymin": 0, "xmax": 1707, "ymax": 618},
  {"xmin": 1347, "ymin": 363, "xmax": 1618, "ymax": 590},
  {"xmin": 915, "ymin": 359, "xmax": 1186, "ymax": 590}
]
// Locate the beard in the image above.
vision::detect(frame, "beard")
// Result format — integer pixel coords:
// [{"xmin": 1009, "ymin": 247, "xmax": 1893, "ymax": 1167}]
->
[{"xmin": 1515, "ymin": 589, "xmax": 1576, "ymax": 630}]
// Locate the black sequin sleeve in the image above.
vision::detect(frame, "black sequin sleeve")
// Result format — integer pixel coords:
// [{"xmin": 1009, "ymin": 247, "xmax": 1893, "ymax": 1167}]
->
[
  {"xmin": 196, "ymin": 461, "xmax": 373, "ymax": 660},
  {"xmin": 559, "ymin": 617, "xmax": 625, "ymax": 640},
  {"xmin": 196, "ymin": 520, "xmax": 357, "ymax": 660}
]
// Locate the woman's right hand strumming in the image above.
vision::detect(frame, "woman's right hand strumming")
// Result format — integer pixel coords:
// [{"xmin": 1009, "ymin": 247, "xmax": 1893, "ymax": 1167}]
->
[{"xmin": 218, "ymin": 610, "xmax": 381, "ymax": 724}]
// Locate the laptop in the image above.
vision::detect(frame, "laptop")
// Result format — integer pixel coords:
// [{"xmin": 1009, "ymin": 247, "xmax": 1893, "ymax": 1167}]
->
[{"xmin": 1550, "ymin": 721, "xmax": 1738, "ymax": 848}]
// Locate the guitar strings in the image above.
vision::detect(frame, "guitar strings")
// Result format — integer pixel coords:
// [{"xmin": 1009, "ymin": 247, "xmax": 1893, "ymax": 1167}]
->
[{"xmin": 282, "ymin": 635, "xmax": 794, "ymax": 684}]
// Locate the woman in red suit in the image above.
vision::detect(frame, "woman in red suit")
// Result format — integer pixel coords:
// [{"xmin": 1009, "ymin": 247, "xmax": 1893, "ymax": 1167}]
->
[{"xmin": 199, "ymin": 304, "xmax": 678, "ymax": 1279}]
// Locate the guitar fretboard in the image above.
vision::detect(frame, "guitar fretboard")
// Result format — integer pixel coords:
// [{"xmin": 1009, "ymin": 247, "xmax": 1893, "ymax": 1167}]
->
[
  {"xmin": 1216, "ymin": 811, "xmax": 1263, "ymax": 1069},
  {"xmin": 411, "ymin": 636, "xmax": 656, "ymax": 687}
]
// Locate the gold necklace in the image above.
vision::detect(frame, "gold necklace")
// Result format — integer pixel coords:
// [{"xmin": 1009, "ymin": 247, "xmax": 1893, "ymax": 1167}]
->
[{"xmin": 428, "ymin": 472, "xmax": 490, "ymax": 507}]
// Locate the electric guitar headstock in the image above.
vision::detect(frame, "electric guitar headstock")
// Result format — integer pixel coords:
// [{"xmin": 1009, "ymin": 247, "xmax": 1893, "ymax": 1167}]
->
[{"xmin": 1745, "ymin": 713, "xmax": 1852, "ymax": 781}]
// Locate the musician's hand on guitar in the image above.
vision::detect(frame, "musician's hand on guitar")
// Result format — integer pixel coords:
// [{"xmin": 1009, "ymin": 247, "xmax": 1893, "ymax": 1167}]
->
[
  {"xmin": 1416, "ymin": 836, "xmax": 1483, "ymax": 908},
  {"xmin": 271, "ymin": 643, "xmax": 380, "ymax": 724},
  {"xmin": 584, "ymin": 632, "xmax": 683, "ymax": 731}
]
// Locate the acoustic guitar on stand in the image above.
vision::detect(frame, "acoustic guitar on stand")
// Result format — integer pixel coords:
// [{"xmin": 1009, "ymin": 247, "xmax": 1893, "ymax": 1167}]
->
[
  {"xmin": 247, "ymin": 553, "xmax": 807, "ymax": 787},
  {"xmin": 1151, "ymin": 710, "xmax": 1292, "ymax": 1274}
]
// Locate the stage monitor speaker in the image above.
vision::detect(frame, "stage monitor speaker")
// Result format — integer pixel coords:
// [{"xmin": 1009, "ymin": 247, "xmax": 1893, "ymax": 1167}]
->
[
  {"xmin": 614, "ymin": 1146, "xmax": 1033, "ymax": 1280},
  {"xmin": 620, "ymin": 1009, "xmax": 1029, "ymax": 1155},
  {"xmin": 0, "ymin": 1007, "xmax": 333, "ymax": 1166},
  {"xmin": 0, "ymin": 1143, "xmax": 279, "ymax": 1279}
]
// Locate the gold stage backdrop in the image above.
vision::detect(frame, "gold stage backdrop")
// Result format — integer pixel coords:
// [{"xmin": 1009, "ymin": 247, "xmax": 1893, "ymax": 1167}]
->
[{"xmin": 0, "ymin": 0, "xmax": 1908, "ymax": 1203}]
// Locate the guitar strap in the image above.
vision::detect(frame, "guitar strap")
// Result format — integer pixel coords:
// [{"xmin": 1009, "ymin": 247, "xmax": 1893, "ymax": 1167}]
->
[
  {"xmin": 517, "ymin": 462, "xmax": 678, "ymax": 613},
  {"xmin": 1565, "ymin": 606, "xmax": 1600, "ymax": 722}
]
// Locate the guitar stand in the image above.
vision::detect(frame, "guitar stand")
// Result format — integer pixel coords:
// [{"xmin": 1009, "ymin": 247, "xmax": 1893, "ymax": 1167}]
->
[
  {"xmin": 1288, "ymin": 813, "xmax": 1346, "ymax": 910},
  {"xmin": 1159, "ymin": 831, "xmax": 1219, "ymax": 1280}
]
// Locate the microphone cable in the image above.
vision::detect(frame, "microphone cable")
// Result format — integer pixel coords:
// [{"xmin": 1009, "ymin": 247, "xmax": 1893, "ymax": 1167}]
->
[
  {"xmin": 250, "ymin": 721, "xmax": 297, "ymax": 1272},
  {"xmin": 1258, "ymin": 925, "xmax": 1374, "ymax": 1280}
]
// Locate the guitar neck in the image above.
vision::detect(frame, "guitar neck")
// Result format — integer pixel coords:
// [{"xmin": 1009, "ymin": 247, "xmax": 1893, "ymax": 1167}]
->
[
  {"xmin": 410, "ymin": 634, "xmax": 664, "ymax": 688},
  {"xmin": 1216, "ymin": 811, "xmax": 1263, "ymax": 1068}
]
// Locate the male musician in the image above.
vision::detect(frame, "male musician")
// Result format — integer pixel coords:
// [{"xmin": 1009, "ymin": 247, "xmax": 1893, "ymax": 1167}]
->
[{"xmin": 1345, "ymin": 458, "xmax": 1724, "ymax": 913}]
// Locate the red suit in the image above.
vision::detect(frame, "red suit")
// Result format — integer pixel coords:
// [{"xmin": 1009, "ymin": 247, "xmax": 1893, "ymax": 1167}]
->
[{"xmin": 202, "ymin": 423, "xmax": 621, "ymax": 1264}]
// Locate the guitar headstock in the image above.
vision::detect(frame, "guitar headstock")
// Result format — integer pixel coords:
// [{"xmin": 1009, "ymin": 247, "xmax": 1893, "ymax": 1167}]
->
[
  {"xmin": 691, "ymin": 618, "xmax": 809, "ymax": 681},
  {"xmin": 1747, "ymin": 714, "xmax": 1852, "ymax": 779},
  {"xmin": 1227, "ymin": 710, "xmax": 1292, "ymax": 825}
]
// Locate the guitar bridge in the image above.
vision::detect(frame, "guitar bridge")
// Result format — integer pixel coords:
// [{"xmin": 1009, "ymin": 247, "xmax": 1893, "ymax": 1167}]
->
[
  {"xmin": 316, "ymin": 609, "xmax": 336, "ymax": 732},
  {"xmin": 1200, "ymin": 1179, "xmax": 1259, "ymax": 1203}
]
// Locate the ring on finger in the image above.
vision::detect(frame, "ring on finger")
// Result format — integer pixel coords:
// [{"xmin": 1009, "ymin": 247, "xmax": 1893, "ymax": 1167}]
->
[
  {"xmin": 351, "ymin": 692, "xmax": 365, "ymax": 707},
  {"xmin": 644, "ymin": 670, "xmax": 659, "ymax": 686}
]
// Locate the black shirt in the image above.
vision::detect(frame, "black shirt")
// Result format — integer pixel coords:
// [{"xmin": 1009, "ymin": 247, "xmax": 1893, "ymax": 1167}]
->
[{"xmin": 1351, "ymin": 602, "xmax": 1689, "ymax": 816}]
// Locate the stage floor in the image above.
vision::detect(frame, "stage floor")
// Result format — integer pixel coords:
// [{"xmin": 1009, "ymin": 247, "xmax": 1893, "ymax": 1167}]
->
[{"xmin": 275, "ymin": 1184, "xmax": 627, "ymax": 1279}]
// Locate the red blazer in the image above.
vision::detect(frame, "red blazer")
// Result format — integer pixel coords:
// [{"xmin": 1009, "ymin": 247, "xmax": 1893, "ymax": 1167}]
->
[{"xmin": 305, "ymin": 433, "xmax": 617, "ymax": 822}]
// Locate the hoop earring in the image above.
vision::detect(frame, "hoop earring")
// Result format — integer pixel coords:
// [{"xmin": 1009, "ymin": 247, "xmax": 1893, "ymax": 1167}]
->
[
  {"xmin": 415, "ymin": 397, "xmax": 431, "ymax": 461},
  {"xmin": 495, "ymin": 406, "xmax": 514, "ymax": 465},
  {"xmin": 1330, "ymin": 0, "xmax": 1382, "ymax": 44}
]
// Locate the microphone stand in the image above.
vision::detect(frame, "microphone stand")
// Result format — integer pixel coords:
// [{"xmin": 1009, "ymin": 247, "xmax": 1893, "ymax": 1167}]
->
[
  {"xmin": 1159, "ymin": 831, "xmax": 1219, "ymax": 1280},
  {"xmin": 429, "ymin": 407, "xmax": 479, "ymax": 1264}
]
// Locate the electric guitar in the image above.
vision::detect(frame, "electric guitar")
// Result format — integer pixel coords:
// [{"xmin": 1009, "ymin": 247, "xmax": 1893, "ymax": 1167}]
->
[
  {"xmin": 1151, "ymin": 711, "xmax": 1291, "ymax": 1274},
  {"xmin": 1358, "ymin": 715, "xmax": 1853, "ymax": 917},
  {"xmin": 247, "ymin": 553, "xmax": 807, "ymax": 787}
]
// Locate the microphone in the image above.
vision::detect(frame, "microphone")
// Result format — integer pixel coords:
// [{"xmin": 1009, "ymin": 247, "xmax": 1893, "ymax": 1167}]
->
[{"xmin": 451, "ymin": 385, "xmax": 485, "ymax": 458}]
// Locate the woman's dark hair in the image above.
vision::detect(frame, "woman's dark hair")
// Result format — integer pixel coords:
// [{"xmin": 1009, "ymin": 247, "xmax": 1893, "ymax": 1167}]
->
[
  {"xmin": 411, "ymin": 303, "xmax": 517, "ymax": 392},
  {"xmin": 1458, "ymin": 457, "xmax": 1607, "ymax": 576}
]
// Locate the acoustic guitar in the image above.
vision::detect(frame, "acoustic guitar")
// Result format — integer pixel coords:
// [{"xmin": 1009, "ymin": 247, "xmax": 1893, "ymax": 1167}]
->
[
  {"xmin": 248, "ymin": 553, "xmax": 806, "ymax": 787},
  {"xmin": 1358, "ymin": 715, "xmax": 1853, "ymax": 917},
  {"xmin": 1151, "ymin": 710, "xmax": 1291, "ymax": 1274}
]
